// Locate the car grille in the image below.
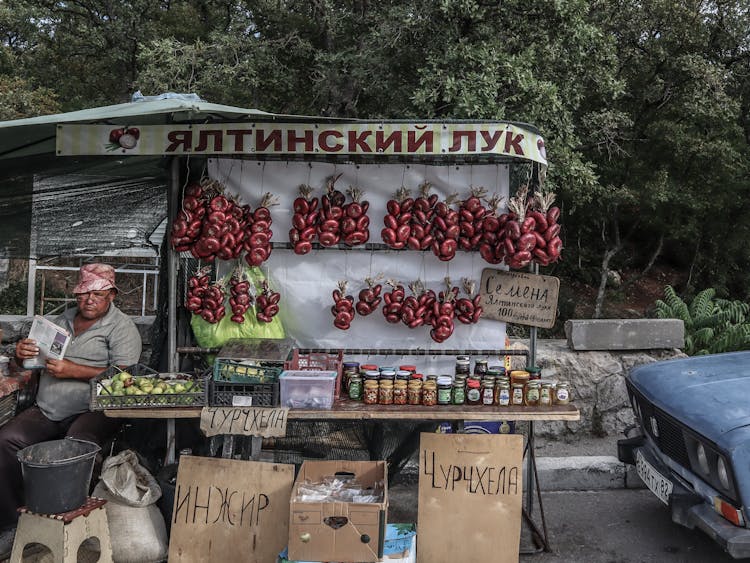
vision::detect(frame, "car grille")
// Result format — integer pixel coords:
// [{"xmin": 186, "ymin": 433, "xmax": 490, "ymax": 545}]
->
[{"xmin": 630, "ymin": 387, "xmax": 691, "ymax": 468}]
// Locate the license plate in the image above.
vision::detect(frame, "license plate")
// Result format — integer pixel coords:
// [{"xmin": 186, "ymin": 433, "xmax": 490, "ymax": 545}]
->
[{"xmin": 636, "ymin": 450, "xmax": 673, "ymax": 505}]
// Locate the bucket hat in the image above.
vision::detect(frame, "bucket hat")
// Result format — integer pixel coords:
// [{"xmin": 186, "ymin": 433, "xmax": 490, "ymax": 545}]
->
[{"xmin": 73, "ymin": 263, "xmax": 118, "ymax": 294}]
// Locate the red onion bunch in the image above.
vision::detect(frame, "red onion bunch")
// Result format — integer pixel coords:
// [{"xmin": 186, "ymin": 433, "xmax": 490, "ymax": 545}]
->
[{"xmin": 289, "ymin": 184, "xmax": 320, "ymax": 255}]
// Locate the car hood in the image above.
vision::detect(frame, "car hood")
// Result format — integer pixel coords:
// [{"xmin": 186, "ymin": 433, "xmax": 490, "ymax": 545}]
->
[{"xmin": 629, "ymin": 351, "xmax": 750, "ymax": 437}]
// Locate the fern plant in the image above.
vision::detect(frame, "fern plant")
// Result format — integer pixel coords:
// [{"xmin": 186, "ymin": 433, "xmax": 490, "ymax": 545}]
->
[{"xmin": 654, "ymin": 286, "xmax": 750, "ymax": 355}]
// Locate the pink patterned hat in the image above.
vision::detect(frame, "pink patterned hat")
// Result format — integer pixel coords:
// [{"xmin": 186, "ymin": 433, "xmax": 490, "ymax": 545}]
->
[{"xmin": 73, "ymin": 263, "xmax": 118, "ymax": 294}]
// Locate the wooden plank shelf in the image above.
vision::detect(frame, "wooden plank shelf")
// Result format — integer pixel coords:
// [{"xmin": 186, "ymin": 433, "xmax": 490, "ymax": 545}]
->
[{"xmin": 103, "ymin": 400, "xmax": 579, "ymax": 421}]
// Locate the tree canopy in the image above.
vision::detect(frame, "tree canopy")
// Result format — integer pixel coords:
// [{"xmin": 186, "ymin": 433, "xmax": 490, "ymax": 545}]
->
[{"xmin": 2, "ymin": 0, "xmax": 750, "ymax": 310}]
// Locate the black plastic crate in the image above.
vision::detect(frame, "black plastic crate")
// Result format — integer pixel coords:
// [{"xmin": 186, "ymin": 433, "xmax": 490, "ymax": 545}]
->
[
  {"xmin": 90, "ymin": 363, "xmax": 206, "ymax": 410},
  {"xmin": 207, "ymin": 379, "xmax": 280, "ymax": 407}
]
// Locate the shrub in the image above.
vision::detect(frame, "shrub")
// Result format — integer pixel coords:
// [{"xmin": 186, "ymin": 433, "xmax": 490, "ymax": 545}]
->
[{"xmin": 654, "ymin": 286, "xmax": 750, "ymax": 355}]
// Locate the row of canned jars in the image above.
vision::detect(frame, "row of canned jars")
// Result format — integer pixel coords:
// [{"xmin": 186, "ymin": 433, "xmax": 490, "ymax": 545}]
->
[{"xmin": 344, "ymin": 364, "xmax": 571, "ymax": 407}]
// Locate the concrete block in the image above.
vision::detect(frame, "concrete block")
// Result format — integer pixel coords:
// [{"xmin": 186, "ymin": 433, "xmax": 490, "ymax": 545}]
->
[
  {"xmin": 530, "ymin": 456, "xmax": 626, "ymax": 491},
  {"xmin": 565, "ymin": 319, "xmax": 684, "ymax": 351}
]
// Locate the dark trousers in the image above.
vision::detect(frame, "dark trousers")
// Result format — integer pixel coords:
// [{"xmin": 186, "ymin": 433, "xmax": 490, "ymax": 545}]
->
[{"xmin": 0, "ymin": 406, "xmax": 120, "ymax": 528}]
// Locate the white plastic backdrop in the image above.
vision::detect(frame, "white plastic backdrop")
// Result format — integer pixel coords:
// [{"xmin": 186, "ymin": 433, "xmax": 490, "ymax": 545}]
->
[{"xmin": 208, "ymin": 159, "xmax": 509, "ymax": 369}]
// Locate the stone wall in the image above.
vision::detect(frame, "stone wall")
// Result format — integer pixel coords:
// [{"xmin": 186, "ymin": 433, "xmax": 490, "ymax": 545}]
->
[
  {"xmin": 0, "ymin": 315, "xmax": 684, "ymax": 442},
  {"xmin": 531, "ymin": 339, "xmax": 685, "ymax": 440}
]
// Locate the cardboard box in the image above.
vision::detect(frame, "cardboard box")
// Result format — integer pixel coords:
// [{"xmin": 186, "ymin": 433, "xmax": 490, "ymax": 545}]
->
[
  {"xmin": 288, "ymin": 460, "xmax": 388, "ymax": 563},
  {"xmin": 279, "ymin": 523, "xmax": 416, "ymax": 563}
]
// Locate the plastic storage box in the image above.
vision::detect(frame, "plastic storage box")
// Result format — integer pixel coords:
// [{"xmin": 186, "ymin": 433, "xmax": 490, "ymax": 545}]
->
[{"xmin": 280, "ymin": 370, "xmax": 337, "ymax": 409}]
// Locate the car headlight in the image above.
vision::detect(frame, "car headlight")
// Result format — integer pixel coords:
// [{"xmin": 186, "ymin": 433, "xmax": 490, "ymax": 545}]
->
[
  {"xmin": 696, "ymin": 443, "xmax": 710, "ymax": 475},
  {"xmin": 717, "ymin": 456, "xmax": 731, "ymax": 490}
]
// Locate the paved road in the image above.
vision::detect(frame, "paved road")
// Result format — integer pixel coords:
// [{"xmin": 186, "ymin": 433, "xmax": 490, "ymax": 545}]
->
[{"xmin": 389, "ymin": 484, "xmax": 750, "ymax": 562}]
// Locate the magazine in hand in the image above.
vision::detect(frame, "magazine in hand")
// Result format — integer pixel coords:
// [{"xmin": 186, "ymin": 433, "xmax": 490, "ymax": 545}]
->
[{"xmin": 22, "ymin": 315, "xmax": 71, "ymax": 369}]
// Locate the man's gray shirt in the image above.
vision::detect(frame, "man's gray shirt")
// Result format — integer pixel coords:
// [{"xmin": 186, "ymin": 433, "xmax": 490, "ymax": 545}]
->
[{"xmin": 36, "ymin": 304, "xmax": 142, "ymax": 421}]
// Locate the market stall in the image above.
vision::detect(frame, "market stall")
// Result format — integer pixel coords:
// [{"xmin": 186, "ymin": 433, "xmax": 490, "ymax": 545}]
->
[{"xmin": 0, "ymin": 99, "xmax": 573, "ymax": 561}]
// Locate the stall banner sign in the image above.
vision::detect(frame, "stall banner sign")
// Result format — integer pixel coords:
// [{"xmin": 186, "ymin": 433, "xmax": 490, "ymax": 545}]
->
[
  {"xmin": 168, "ymin": 455, "xmax": 295, "ymax": 563},
  {"xmin": 480, "ymin": 268, "xmax": 560, "ymax": 329},
  {"xmin": 200, "ymin": 406, "xmax": 289, "ymax": 438},
  {"xmin": 56, "ymin": 123, "xmax": 548, "ymax": 165},
  {"xmin": 417, "ymin": 433, "xmax": 523, "ymax": 563}
]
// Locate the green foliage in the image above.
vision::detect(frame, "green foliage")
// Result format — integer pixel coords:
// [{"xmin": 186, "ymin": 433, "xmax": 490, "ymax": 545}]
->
[
  {"xmin": 0, "ymin": 281, "xmax": 28, "ymax": 315},
  {"xmin": 3, "ymin": 0, "xmax": 750, "ymax": 300},
  {"xmin": 654, "ymin": 285, "xmax": 750, "ymax": 355}
]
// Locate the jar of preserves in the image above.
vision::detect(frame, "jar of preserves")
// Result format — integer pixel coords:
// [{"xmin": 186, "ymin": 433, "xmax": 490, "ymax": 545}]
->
[
  {"xmin": 555, "ymin": 382, "xmax": 571, "ymax": 405},
  {"xmin": 481, "ymin": 380, "xmax": 495, "ymax": 405},
  {"xmin": 437, "ymin": 376, "xmax": 453, "ymax": 405},
  {"xmin": 474, "ymin": 358, "xmax": 489, "ymax": 378},
  {"xmin": 364, "ymin": 370, "xmax": 380, "ymax": 381},
  {"xmin": 399, "ymin": 365, "xmax": 417, "ymax": 374},
  {"xmin": 380, "ymin": 369, "xmax": 396, "ymax": 381},
  {"xmin": 489, "ymin": 365, "xmax": 506, "ymax": 377},
  {"xmin": 527, "ymin": 366, "xmax": 542, "ymax": 381},
  {"xmin": 539, "ymin": 382, "xmax": 553, "ymax": 406},
  {"xmin": 343, "ymin": 362, "xmax": 360, "ymax": 391},
  {"xmin": 411, "ymin": 373, "xmax": 424, "ymax": 381},
  {"xmin": 525, "ymin": 381, "xmax": 541, "ymax": 406},
  {"xmin": 426, "ymin": 374, "xmax": 439, "ymax": 383},
  {"xmin": 451, "ymin": 380, "xmax": 466, "ymax": 405},
  {"xmin": 495, "ymin": 381, "xmax": 511, "ymax": 406},
  {"xmin": 396, "ymin": 370, "xmax": 412, "ymax": 381},
  {"xmin": 511, "ymin": 383, "xmax": 525, "ymax": 406},
  {"xmin": 361, "ymin": 364, "xmax": 379, "ymax": 376},
  {"xmin": 466, "ymin": 379, "xmax": 482, "ymax": 405},
  {"xmin": 348, "ymin": 376, "xmax": 363, "ymax": 401},
  {"xmin": 379, "ymin": 380, "xmax": 394, "ymax": 405},
  {"xmin": 455, "ymin": 358, "xmax": 471, "ymax": 377},
  {"xmin": 407, "ymin": 380, "xmax": 423, "ymax": 405},
  {"xmin": 393, "ymin": 381, "xmax": 408, "ymax": 405},
  {"xmin": 422, "ymin": 381, "xmax": 437, "ymax": 406},
  {"xmin": 510, "ymin": 370, "xmax": 530, "ymax": 387},
  {"xmin": 363, "ymin": 380, "xmax": 379, "ymax": 405}
]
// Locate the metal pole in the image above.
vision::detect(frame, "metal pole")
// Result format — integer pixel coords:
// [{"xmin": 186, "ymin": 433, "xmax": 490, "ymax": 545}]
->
[
  {"xmin": 526, "ymin": 262, "xmax": 539, "ymax": 517},
  {"xmin": 166, "ymin": 157, "xmax": 180, "ymax": 465},
  {"xmin": 26, "ymin": 258, "xmax": 36, "ymax": 317}
]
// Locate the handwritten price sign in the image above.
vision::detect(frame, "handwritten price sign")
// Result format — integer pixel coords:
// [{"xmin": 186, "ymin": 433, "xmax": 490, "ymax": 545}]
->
[{"xmin": 479, "ymin": 268, "xmax": 560, "ymax": 329}]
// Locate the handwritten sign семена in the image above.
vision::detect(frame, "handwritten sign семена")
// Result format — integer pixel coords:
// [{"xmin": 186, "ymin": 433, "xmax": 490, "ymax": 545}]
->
[
  {"xmin": 200, "ymin": 406, "xmax": 289, "ymax": 438},
  {"xmin": 480, "ymin": 268, "xmax": 560, "ymax": 328}
]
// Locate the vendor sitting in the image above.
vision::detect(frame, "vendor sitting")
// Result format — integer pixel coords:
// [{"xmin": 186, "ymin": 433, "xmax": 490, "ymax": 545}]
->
[{"xmin": 0, "ymin": 263, "xmax": 141, "ymax": 556}]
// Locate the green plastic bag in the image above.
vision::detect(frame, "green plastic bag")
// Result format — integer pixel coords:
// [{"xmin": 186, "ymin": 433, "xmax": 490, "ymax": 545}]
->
[{"xmin": 190, "ymin": 267, "xmax": 285, "ymax": 352}]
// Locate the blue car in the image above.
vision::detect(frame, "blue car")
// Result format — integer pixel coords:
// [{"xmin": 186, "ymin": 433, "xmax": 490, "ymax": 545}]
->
[{"xmin": 618, "ymin": 351, "xmax": 750, "ymax": 558}]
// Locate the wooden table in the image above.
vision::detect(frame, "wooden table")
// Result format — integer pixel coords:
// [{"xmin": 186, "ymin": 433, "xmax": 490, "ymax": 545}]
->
[{"xmin": 103, "ymin": 401, "xmax": 580, "ymax": 421}]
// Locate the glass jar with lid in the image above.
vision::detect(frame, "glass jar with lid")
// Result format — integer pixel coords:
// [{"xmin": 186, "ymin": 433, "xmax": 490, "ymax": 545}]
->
[
  {"xmin": 510, "ymin": 370, "xmax": 530, "ymax": 387},
  {"xmin": 396, "ymin": 370, "xmax": 412, "ymax": 381},
  {"xmin": 555, "ymin": 382, "xmax": 571, "ymax": 405},
  {"xmin": 525, "ymin": 381, "xmax": 541, "ymax": 406},
  {"xmin": 393, "ymin": 380, "xmax": 408, "ymax": 405},
  {"xmin": 474, "ymin": 358, "xmax": 489, "ymax": 378},
  {"xmin": 363, "ymin": 380, "xmax": 379, "ymax": 405},
  {"xmin": 511, "ymin": 383, "xmax": 525, "ymax": 406},
  {"xmin": 379, "ymin": 380, "xmax": 394, "ymax": 405},
  {"xmin": 451, "ymin": 380, "xmax": 466, "ymax": 405},
  {"xmin": 539, "ymin": 382, "xmax": 553, "ymax": 406},
  {"xmin": 481, "ymin": 380, "xmax": 495, "ymax": 405},
  {"xmin": 495, "ymin": 381, "xmax": 511, "ymax": 406},
  {"xmin": 399, "ymin": 364, "xmax": 417, "ymax": 374},
  {"xmin": 437, "ymin": 376, "xmax": 453, "ymax": 405},
  {"xmin": 348, "ymin": 376, "xmax": 363, "ymax": 401},
  {"xmin": 466, "ymin": 379, "xmax": 482, "ymax": 405},
  {"xmin": 455, "ymin": 358, "xmax": 471, "ymax": 377},
  {"xmin": 407, "ymin": 380, "xmax": 422, "ymax": 405},
  {"xmin": 527, "ymin": 366, "xmax": 542, "ymax": 381},
  {"xmin": 422, "ymin": 380, "xmax": 437, "ymax": 406}
]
